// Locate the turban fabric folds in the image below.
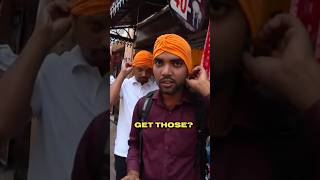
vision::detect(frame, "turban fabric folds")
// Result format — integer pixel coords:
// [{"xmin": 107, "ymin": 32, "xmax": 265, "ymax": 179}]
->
[
  {"xmin": 153, "ymin": 34, "xmax": 193, "ymax": 73},
  {"xmin": 238, "ymin": 0, "xmax": 291, "ymax": 37},
  {"xmin": 132, "ymin": 50, "xmax": 154, "ymax": 69}
]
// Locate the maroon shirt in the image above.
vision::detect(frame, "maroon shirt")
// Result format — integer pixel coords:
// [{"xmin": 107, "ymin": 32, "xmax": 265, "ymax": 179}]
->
[{"xmin": 127, "ymin": 90, "xmax": 209, "ymax": 180}]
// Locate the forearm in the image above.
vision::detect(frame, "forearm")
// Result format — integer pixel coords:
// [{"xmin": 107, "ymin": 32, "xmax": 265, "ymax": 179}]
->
[
  {"xmin": 0, "ymin": 31, "xmax": 50, "ymax": 138},
  {"xmin": 110, "ymin": 72, "xmax": 126, "ymax": 106},
  {"xmin": 199, "ymin": 80, "xmax": 210, "ymax": 97}
]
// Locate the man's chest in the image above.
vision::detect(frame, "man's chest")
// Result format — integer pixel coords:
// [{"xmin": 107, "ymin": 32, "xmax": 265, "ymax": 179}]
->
[
  {"xmin": 122, "ymin": 84, "xmax": 157, "ymax": 107},
  {"xmin": 142, "ymin": 105, "xmax": 198, "ymax": 156},
  {"xmin": 40, "ymin": 70, "xmax": 107, "ymax": 117}
]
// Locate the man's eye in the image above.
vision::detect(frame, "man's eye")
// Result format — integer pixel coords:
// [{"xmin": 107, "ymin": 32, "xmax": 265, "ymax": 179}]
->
[
  {"xmin": 155, "ymin": 59, "xmax": 163, "ymax": 66},
  {"xmin": 172, "ymin": 61, "xmax": 183, "ymax": 67}
]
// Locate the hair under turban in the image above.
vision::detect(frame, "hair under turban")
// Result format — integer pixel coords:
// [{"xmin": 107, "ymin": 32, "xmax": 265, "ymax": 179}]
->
[
  {"xmin": 132, "ymin": 50, "xmax": 154, "ymax": 69},
  {"xmin": 238, "ymin": 0, "xmax": 291, "ymax": 38},
  {"xmin": 153, "ymin": 34, "xmax": 193, "ymax": 73},
  {"xmin": 71, "ymin": 0, "xmax": 111, "ymax": 16}
]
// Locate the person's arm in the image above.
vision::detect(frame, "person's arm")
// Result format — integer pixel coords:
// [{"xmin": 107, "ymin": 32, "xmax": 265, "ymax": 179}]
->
[
  {"xmin": 110, "ymin": 62, "xmax": 132, "ymax": 106},
  {"xmin": 242, "ymin": 14, "xmax": 320, "ymax": 112},
  {"xmin": 186, "ymin": 65, "xmax": 210, "ymax": 98},
  {"xmin": 122, "ymin": 101, "xmax": 142, "ymax": 180},
  {"xmin": 0, "ymin": 1, "xmax": 72, "ymax": 139},
  {"xmin": 241, "ymin": 14, "xmax": 320, "ymax": 179}
]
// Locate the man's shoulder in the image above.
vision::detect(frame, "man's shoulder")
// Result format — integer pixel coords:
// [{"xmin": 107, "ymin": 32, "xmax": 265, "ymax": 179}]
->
[
  {"xmin": 137, "ymin": 90, "xmax": 159, "ymax": 105},
  {"xmin": 42, "ymin": 51, "xmax": 74, "ymax": 69},
  {"xmin": 121, "ymin": 77, "xmax": 136, "ymax": 88},
  {"xmin": 148, "ymin": 79, "xmax": 159, "ymax": 88}
]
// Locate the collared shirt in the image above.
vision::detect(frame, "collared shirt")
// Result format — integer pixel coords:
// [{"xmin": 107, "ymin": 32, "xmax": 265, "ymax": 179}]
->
[
  {"xmin": 110, "ymin": 75, "xmax": 115, "ymax": 85},
  {"xmin": 127, "ymin": 90, "xmax": 210, "ymax": 180},
  {"xmin": 115, "ymin": 77, "xmax": 158, "ymax": 157},
  {"xmin": 1, "ymin": 46, "xmax": 108, "ymax": 180}
]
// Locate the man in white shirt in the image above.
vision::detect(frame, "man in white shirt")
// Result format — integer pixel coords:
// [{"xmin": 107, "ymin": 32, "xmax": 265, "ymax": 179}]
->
[
  {"xmin": 0, "ymin": 1, "xmax": 110, "ymax": 179},
  {"xmin": 110, "ymin": 50, "xmax": 158, "ymax": 180}
]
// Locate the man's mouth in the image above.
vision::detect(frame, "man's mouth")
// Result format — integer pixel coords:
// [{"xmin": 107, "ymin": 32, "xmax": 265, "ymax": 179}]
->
[{"xmin": 160, "ymin": 79, "xmax": 175, "ymax": 88}]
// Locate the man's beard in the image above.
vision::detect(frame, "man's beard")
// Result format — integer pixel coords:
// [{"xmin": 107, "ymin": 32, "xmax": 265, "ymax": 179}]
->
[{"xmin": 158, "ymin": 77, "xmax": 185, "ymax": 95}]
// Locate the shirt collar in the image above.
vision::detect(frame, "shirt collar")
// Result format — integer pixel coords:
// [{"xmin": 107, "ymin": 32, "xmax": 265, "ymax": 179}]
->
[
  {"xmin": 68, "ymin": 46, "xmax": 90, "ymax": 68},
  {"xmin": 153, "ymin": 88, "xmax": 194, "ymax": 106},
  {"xmin": 69, "ymin": 46, "xmax": 107, "ymax": 79},
  {"xmin": 131, "ymin": 77, "xmax": 154, "ymax": 87}
]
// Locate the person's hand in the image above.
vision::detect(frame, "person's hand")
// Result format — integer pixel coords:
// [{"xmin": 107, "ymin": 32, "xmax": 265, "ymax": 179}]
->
[
  {"xmin": 119, "ymin": 61, "xmax": 133, "ymax": 77},
  {"xmin": 121, "ymin": 170, "xmax": 140, "ymax": 180},
  {"xmin": 186, "ymin": 66, "xmax": 210, "ymax": 97},
  {"xmin": 243, "ymin": 14, "xmax": 320, "ymax": 111},
  {"xmin": 34, "ymin": 1, "xmax": 73, "ymax": 48}
]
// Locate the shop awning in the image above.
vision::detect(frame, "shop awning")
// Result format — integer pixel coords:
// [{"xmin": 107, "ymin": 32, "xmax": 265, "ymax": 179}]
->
[{"xmin": 110, "ymin": 0, "xmax": 167, "ymax": 28}]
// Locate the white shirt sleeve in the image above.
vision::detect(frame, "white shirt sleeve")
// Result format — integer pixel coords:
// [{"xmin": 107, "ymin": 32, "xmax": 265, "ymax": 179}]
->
[
  {"xmin": 110, "ymin": 75, "xmax": 115, "ymax": 85},
  {"xmin": 119, "ymin": 78, "xmax": 127, "ymax": 98},
  {"xmin": 0, "ymin": 44, "xmax": 16, "ymax": 71},
  {"xmin": 30, "ymin": 74, "xmax": 42, "ymax": 116}
]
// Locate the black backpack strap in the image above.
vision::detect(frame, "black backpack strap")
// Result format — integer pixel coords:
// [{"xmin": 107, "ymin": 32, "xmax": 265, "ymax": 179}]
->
[{"xmin": 138, "ymin": 90, "xmax": 156, "ymax": 174}]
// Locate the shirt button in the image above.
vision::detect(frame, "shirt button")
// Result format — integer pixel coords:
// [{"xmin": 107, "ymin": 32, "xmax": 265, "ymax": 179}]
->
[
  {"xmin": 166, "ymin": 128, "xmax": 170, "ymax": 132},
  {"xmin": 165, "ymin": 146, "xmax": 168, "ymax": 150},
  {"xmin": 169, "ymin": 111, "xmax": 172, "ymax": 114}
]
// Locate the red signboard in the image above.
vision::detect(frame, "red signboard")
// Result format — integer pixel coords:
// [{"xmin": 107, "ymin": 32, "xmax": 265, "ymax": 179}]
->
[{"xmin": 170, "ymin": 0, "xmax": 207, "ymax": 32}]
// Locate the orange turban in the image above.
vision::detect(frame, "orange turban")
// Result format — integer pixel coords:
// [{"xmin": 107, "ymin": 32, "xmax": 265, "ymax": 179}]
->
[
  {"xmin": 132, "ymin": 50, "xmax": 154, "ymax": 68},
  {"xmin": 153, "ymin": 34, "xmax": 193, "ymax": 73},
  {"xmin": 238, "ymin": 0, "xmax": 291, "ymax": 38},
  {"xmin": 71, "ymin": 0, "xmax": 111, "ymax": 16}
]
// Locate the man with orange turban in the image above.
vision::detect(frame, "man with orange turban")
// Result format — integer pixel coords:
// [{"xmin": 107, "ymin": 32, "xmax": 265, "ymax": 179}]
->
[
  {"xmin": 110, "ymin": 50, "xmax": 158, "ymax": 180},
  {"xmin": 209, "ymin": 0, "xmax": 320, "ymax": 179},
  {"xmin": 123, "ymin": 34, "xmax": 210, "ymax": 180},
  {"xmin": 0, "ymin": 0, "xmax": 110, "ymax": 180}
]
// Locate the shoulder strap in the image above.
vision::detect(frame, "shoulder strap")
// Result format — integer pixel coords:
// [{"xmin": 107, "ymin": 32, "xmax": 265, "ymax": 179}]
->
[
  {"xmin": 140, "ymin": 91, "xmax": 155, "ymax": 122},
  {"xmin": 138, "ymin": 90, "xmax": 156, "ymax": 174}
]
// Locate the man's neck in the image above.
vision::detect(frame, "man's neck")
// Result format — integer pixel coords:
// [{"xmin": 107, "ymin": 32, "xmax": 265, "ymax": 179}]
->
[
  {"xmin": 161, "ymin": 90, "xmax": 184, "ymax": 110},
  {"xmin": 135, "ymin": 77, "xmax": 148, "ymax": 85}
]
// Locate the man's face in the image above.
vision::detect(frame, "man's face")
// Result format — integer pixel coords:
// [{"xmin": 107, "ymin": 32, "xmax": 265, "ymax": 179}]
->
[
  {"xmin": 209, "ymin": 0, "xmax": 250, "ymax": 85},
  {"xmin": 133, "ymin": 66, "xmax": 153, "ymax": 84},
  {"xmin": 153, "ymin": 52, "xmax": 188, "ymax": 95},
  {"xmin": 73, "ymin": 13, "xmax": 109, "ymax": 70}
]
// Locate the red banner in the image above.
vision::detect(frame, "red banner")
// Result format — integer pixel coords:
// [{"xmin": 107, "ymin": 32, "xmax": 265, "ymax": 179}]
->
[
  {"xmin": 201, "ymin": 22, "xmax": 211, "ymax": 79},
  {"xmin": 291, "ymin": 0, "xmax": 320, "ymax": 61}
]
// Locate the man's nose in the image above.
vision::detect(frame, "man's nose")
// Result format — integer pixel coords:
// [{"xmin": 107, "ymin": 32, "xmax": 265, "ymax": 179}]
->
[{"xmin": 161, "ymin": 64, "xmax": 172, "ymax": 76}]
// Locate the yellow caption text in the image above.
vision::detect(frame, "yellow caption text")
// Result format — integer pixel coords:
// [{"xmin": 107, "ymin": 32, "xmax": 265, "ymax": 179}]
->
[{"xmin": 134, "ymin": 122, "xmax": 193, "ymax": 128}]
